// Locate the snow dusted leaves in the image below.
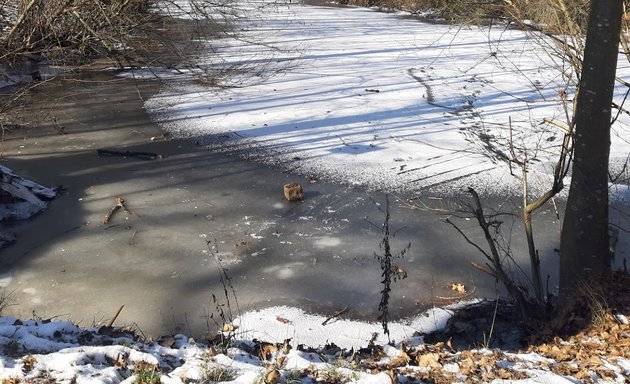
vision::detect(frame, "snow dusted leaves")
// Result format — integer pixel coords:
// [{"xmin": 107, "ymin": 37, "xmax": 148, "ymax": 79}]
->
[{"xmin": 1, "ymin": 307, "xmax": 629, "ymax": 383}]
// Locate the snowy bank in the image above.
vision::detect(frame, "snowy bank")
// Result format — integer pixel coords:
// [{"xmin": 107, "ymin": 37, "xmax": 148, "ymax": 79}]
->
[{"xmin": 1, "ymin": 304, "xmax": 629, "ymax": 383}]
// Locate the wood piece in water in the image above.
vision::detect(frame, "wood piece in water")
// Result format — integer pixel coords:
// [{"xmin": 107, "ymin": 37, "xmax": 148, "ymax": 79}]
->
[
  {"xmin": 103, "ymin": 196, "xmax": 133, "ymax": 224},
  {"xmin": 97, "ymin": 149, "xmax": 162, "ymax": 160},
  {"xmin": 283, "ymin": 183, "xmax": 303, "ymax": 201}
]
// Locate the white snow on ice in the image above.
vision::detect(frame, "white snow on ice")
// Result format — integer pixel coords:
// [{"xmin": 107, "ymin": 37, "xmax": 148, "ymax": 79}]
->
[
  {"xmin": 145, "ymin": 1, "xmax": 630, "ymax": 195},
  {"xmin": 232, "ymin": 305, "xmax": 454, "ymax": 349}
]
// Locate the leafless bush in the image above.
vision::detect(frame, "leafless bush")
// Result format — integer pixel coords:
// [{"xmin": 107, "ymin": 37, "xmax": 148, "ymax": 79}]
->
[
  {"xmin": 0, "ymin": 0, "xmax": 239, "ymax": 67},
  {"xmin": 0, "ymin": 289, "xmax": 13, "ymax": 314},
  {"xmin": 446, "ymin": 1, "xmax": 630, "ymax": 328},
  {"xmin": 339, "ymin": 0, "xmax": 502, "ymax": 22},
  {"xmin": 340, "ymin": 0, "xmax": 591, "ymax": 27},
  {"xmin": 504, "ymin": 0, "xmax": 590, "ymax": 33},
  {"xmin": 2, "ymin": 0, "xmax": 150, "ymax": 64}
]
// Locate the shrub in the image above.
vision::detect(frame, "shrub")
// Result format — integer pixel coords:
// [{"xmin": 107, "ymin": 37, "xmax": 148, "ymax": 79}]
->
[
  {"xmin": 340, "ymin": 0, "xmax": 590, "ymax": 29},
  {"xmin": 0, "ymin": 0, "xmax": 231, "ymax": 66}
]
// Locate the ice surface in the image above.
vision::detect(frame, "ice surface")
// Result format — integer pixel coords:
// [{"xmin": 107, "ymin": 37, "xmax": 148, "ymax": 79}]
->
[{"xmin": 144, "ymin": 2, "xmax": 630, "ymax": 196}]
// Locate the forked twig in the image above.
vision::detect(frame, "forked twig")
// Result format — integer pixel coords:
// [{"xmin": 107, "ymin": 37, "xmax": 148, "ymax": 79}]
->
[{"xmin": 103, "ymin": 196, "xmax": 133, "ymax": 224}]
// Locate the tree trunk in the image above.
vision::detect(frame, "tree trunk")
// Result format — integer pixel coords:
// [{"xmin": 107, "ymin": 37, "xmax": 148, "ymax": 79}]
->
[{"xmin": 559, "ymin": 0, "xmax": 622, "ymax": 302}]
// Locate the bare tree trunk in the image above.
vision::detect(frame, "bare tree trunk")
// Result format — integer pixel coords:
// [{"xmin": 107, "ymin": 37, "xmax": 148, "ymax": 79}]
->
[{"xmin": 559, "ymin": 0, "xmax": 622, "ymax": 303}]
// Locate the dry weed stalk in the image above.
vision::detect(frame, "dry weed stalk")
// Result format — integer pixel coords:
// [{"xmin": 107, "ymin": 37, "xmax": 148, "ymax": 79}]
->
[
  {"xmin": 445, "ymin": 189, "xmax": 544, "ymax": 323},
  {"xmin": 370, "ymin": 196, "xmax": 410, "ymax": 339}
]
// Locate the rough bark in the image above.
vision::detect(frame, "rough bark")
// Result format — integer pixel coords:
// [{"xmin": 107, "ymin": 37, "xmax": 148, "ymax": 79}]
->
[{"xmin": 559, "ymin": 0, "xmax": 622, "ymax": 302}]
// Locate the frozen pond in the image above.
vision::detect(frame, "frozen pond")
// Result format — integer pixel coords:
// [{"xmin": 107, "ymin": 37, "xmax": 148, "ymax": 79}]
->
[{"xmin": 0, "ymin": 2, "xmax": 629, "ymax": 338}]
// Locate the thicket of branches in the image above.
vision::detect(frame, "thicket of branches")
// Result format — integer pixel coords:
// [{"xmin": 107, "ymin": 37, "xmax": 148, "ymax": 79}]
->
[
  {"xmin": 1, "ymin": 0, "xmax": 150, "ymax": 64},
  {"xmin": 0, "ymin": 0, "xmax": 235, "ymax": 66},
  {"xmin": 340, "ymin": 0, "xmax": 591, "ymax": 28},
  {"xmin": 441, "ymin": 0, "xmax": 628, "ymax": 332}
]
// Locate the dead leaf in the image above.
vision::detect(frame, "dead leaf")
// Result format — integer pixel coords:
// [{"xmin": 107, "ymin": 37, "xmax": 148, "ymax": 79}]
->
[
  {"xmin": 22, "ymin": 355, "xmax": 36, "ymax": 372},
  {"xmin": 276, "ymin": 316, "xmax": 290, "ymax": 324},
  {"xmin": 393, "ymin": 266, "xmax": 407, "ymax": 279},
  {"xmin": 265, "ymin": 368, "xmax": 281, "ymax": 384},
  {"xmin": 451, "ymin": 283, "xmax": 466, "ymax": 293},
  {"xmin": 459, "ymin": 355, "xmax": 476, "ymax": 375},
  {"xmin": 259, "ymin": 343, "xmax": 278, "ymax": 360},
  {"xmin": 304, "ymin": 363, "xmax": 318, "ymax": 380},
  {"xmin": 416, "ymin": 352, "xmax": 442, "ymax": 369},
  {"xmin": 114, "ymin": 353, "xmax": 128, "ymax": 370},
  {"xmin": 157, "ymin": 336, "xmax": 175, "ymax": 348},
  {"xmin": 281, "ymin": 338, "xmax": 292, "ymax": 354},
  {"xmin": 387, "ymin": 351, "xmax": 410, "ymax": 368},
  {"xmin": 586, "ymin": 355, "xmax": 603, "ymax": 367},
  {"xmin": 385, "ymin": 369, "xmax": 399, "ymax": 384},
  {"xmin": 202, "ymin": 347, "xmax": 218, "ymax": 359}
]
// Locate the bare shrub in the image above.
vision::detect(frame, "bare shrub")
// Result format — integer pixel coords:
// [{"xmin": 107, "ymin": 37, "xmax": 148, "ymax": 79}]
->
[
  {"xmin": 0, "ymin": 0, "xmax": 237, "ymax": 67},
  {"xmin": 340, "ymin": 0, "xmax": 590, "ymax": 27},
  {"xmin": 504, "ymin": 0, "xmax": 590, "ymax": 33},
  {"xmin": 2, "ymin": 0, "xmax": 152, "ymax": 64}
]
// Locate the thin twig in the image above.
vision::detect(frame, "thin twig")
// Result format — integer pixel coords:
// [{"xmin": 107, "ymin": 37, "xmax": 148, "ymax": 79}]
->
[
  {"xmin": 322, "ymin": 306, "xmax": 349, "ymax": 326},
  {"xmin": 107, "ymin": 305, "xmax": 125, "ymax": 327}
]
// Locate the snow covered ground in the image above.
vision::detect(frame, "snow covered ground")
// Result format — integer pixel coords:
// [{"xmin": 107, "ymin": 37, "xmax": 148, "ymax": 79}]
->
[
  {"xmin": 144, "ymin": 1, "xmax": 630, "ymax": 196},
  {"xmin": 1, "ymin": 305, "xmax": 628, "ymax": 383}
]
